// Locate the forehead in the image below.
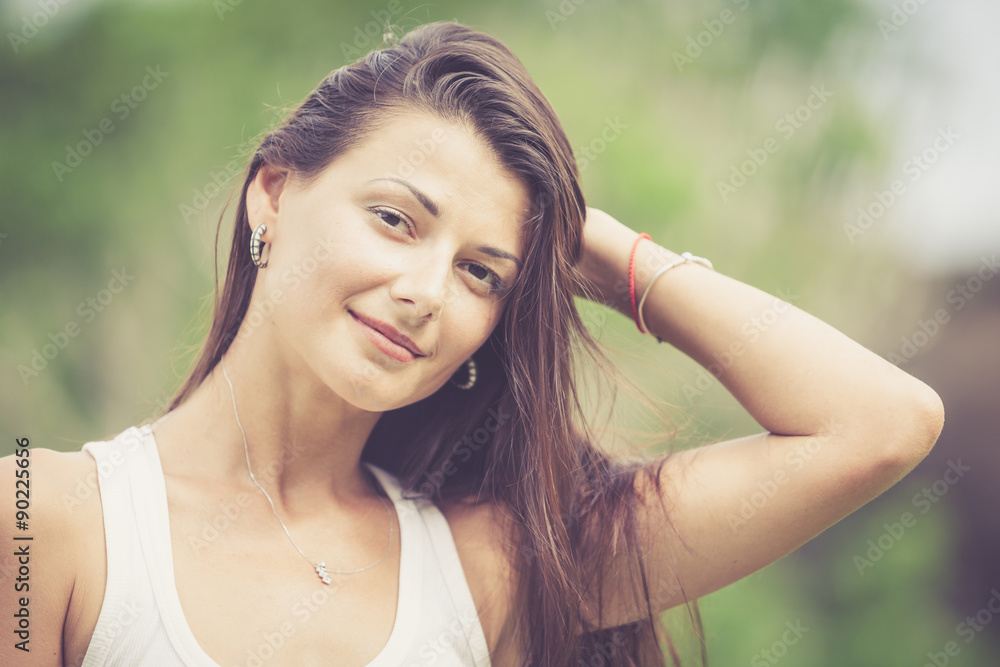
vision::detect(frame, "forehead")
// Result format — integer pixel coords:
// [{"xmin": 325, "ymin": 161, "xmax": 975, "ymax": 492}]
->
[{"xmin": 311, "ymin": 111, "xmax": 533, "ymax": 250}]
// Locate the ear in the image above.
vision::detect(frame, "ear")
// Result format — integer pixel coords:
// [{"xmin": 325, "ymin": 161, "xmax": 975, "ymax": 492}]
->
[{"xmin": 246, "ymin": 162, "xmax": 291, "ymax": 240}]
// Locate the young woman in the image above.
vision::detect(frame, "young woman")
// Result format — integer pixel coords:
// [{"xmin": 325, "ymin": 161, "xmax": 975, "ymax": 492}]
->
[{"xmin": 1, "ymin": 20, "xmax": 944, "ymax": 667}]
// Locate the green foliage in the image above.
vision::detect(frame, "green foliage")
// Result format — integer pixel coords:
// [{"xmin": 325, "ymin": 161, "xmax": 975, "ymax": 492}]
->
[{"xmin": 1, "ymin": 0, "xmax": 986, "ymax": 663}]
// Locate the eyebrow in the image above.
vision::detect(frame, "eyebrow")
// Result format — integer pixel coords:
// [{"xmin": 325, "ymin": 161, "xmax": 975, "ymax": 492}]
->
[
  {"xmin": 365, "ymin": 177, "xmax": 523, "ymax": 271},
  {"xmin": 367, "ymin": 177, "xmax": 440, "ymax": 217}
]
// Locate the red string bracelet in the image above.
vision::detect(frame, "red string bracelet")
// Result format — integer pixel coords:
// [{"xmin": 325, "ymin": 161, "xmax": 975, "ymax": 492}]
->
[{"xmin": 628, "ymin": 233, "xmax": 651, "ymax": 332}]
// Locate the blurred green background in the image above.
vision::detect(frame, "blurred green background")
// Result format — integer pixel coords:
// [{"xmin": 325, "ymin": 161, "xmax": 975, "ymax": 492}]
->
[{"xmin": 3, "ymin": 0, "xmax": 998, "ymax": 664}]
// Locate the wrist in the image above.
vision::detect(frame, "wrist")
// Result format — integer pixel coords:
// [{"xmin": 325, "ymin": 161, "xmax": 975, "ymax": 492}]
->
[
  {"xmin": 619, "ymin": 235, "xmax": 681, "ymax": 315},
  {"xmin": 579, "ymin": 220, "xmax": 645, "ymax": 311},
  {"xmin": 632, "ymin": 240, "xmax": 683, "ymax": 310}
]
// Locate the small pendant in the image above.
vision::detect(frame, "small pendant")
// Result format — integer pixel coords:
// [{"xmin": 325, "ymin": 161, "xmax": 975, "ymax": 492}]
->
[{"xmin": 315, "ymin": 562, "xmax": 332, "ymax": 585}]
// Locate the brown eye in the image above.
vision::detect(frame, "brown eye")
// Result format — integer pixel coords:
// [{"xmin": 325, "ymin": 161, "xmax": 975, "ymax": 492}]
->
[
  {"xmin": 468, "ymin": 264, "xmax": 491, "ymax": 282},
  {"xmin": 370, "ymin": 206, "xmax": 412, "ymax": 234},
  {"xmin": 462, "ymin": 262, "xmax": 507, "ymax": 295}
]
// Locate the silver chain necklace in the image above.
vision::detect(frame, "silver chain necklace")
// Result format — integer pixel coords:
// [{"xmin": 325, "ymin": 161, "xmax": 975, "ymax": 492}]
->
[{"xmin": 220, "ymin": 355, "xmax": 393, "ymax": 585}]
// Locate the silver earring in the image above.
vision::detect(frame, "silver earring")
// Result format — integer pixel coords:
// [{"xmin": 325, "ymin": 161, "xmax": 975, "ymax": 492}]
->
[
  {"xmin": 450, "ymin": 356, "xmax": 477, "ymax": 390},
  {"xmin": 250, "ymin": 223, "xmax": 268, "ymax": 269}
]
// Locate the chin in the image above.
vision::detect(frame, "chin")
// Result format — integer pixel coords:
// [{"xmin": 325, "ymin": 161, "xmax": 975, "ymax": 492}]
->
[{"xmin": 333, "ymin": 366, "xmax": 407, "ymax": 412}]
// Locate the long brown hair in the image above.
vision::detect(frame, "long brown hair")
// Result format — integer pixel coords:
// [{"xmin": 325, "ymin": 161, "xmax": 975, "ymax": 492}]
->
[{"xmin": 156, "ymin": 20, "xmax": 706, "ymax": 666}]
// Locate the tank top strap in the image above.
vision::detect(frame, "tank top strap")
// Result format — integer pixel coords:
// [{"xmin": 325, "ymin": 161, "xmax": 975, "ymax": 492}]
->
[
  {"xmin": 364, "ymin": 463, "xmax": 491, "ymax": 666},
  {"xmin": 81, "ymin": 424, "xmax": 221, "ymax": 665},
  {"xmin": 91, "ymin": 424, "xmax": 220, "ymax": 665},
  {"xmin": 80, "ymin": 428, "xmax": 148, "ymax": 664},
  {"xmin": 134, "ymin": 424, "xmax": 221, "ymax": 664}
]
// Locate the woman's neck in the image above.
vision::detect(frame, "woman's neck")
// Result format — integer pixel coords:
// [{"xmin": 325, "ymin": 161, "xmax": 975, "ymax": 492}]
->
[{"xmin": 152, "ymin": 329, "xmax": 386, "ymax": 518}]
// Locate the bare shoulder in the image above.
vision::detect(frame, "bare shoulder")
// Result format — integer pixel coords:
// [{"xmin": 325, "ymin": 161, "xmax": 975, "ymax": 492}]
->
[
  {"xmin": 0, "ymin": 445, "xmax": 103, "ymax": 553},
  {"xmin": 438, "ymin": 496, "xmax": 522, "ymax": 662},
  {"xmin": 0, "ymin": 445, "xmax": 105, "ymax": 665},
  {"xmin": 1, "ymin": 446, "xmax": 104, "ymax": 523}
]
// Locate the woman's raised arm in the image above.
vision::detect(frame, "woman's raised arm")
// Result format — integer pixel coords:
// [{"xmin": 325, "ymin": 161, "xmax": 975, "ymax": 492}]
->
[{"xmin": 573, "ymin": 207, "xmax": 945, "ymax": 629}]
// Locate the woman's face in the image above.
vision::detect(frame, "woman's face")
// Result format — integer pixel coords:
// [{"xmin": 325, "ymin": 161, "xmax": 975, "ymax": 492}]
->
[{"xmin": 245, "ymin": 110, "xmax": 530, "ymax": 411}]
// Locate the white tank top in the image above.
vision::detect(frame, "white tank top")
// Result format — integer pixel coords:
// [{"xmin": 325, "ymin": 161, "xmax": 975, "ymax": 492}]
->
[{"xmin": 79, "ymin": 424, "xmax": 493, "ymax": 666}]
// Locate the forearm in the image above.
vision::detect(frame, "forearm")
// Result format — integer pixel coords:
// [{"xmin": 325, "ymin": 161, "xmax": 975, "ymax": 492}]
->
[{"xmin": 578, "ymin": 215, "xmax": 942, "ymax": 445}]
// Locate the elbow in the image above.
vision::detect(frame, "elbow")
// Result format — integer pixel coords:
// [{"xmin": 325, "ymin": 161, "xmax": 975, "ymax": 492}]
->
[{"xmin": 886, "ymin": 381, "xmax": 946, "ymax": 467}]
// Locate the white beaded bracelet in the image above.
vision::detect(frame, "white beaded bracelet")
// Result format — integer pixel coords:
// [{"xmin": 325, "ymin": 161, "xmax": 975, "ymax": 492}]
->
[{"xmin": 637, "ymin": 251, "xmax": 714, "ymax": 343}]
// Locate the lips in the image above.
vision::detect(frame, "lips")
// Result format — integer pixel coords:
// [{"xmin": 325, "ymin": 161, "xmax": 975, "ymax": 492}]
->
[{"xmin": 349, "ymin": 310, "xmax": 426, "ymax": 358}]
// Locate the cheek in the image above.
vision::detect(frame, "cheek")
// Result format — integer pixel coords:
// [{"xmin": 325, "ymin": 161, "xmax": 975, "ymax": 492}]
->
[
  {"xmin": 265, "ymin": 244, "xmax": 361, "ymax": 328},
  {"xmin": 448, "ymin": 310, "xmax": 503, "ymax": 365}
]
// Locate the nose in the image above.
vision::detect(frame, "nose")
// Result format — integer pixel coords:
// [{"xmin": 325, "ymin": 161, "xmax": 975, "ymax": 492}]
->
[{"xmin": 388, "ymin": 249, "xmax": 455, "ymax": 321}]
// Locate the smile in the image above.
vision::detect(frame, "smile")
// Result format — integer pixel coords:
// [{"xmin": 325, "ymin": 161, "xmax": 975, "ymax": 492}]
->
[{"xmin": 350, "ymin": 311, "xmax": 421, "ymax": 363}]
